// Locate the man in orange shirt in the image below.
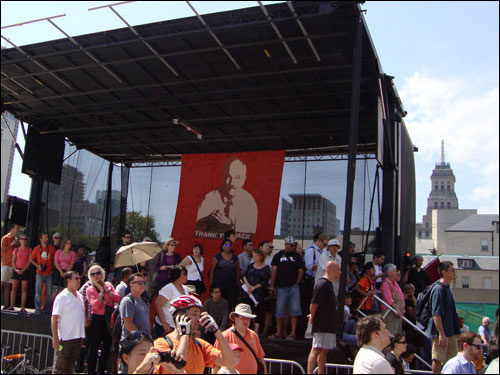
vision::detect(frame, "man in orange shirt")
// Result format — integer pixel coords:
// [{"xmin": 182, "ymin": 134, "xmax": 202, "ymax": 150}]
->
[
  {"xmin": 215, "ymin": 303, "xmax": 267, "ymax": 374},
  {"xmin": 154, "ymin": 295, "xmax": 236, "ymax": 374},
  {"xmin": 30, "ymin": 232, "xmax": 56, "ymax": 315},
  {"xmin": 1, "ymin": 224, "xmax": 20, "ymax": 308},
  {"xmin": 354, "ymin": 262, "xmax": 376, "ymax": 316}
]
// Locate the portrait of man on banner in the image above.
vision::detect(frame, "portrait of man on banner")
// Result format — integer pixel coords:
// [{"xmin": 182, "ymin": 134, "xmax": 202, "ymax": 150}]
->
[{"xmin": 195, "ymin": 156, "xmax": 258, "ymax": 238}]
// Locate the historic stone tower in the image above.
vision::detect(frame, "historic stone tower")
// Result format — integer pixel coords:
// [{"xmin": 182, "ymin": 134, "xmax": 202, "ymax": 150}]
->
[{"xmin": 416, "ymin": 141, "xmax": 459, "ymax": 239}]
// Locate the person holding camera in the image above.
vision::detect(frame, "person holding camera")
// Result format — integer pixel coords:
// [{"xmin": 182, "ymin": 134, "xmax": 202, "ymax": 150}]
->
[
  {"xmin": 154, "ymin": 295, "xmax": 236, "ymax": 374},
  {"xmin": 31, "ymin": 232, "xmax": 56, "ymax": 315},
  {"xmin": 119, "ymin": 329, "xmax": 186, "ymax": 374}
]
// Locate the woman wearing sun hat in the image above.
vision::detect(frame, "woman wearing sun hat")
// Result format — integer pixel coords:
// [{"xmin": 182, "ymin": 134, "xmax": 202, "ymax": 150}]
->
[{"xmin": 215, "ymin": 303, "xmax": 267, "ymax": 374}]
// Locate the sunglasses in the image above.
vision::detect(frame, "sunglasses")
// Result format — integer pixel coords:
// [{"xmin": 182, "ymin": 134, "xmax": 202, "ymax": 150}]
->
[
  {"xmin": 123, "ymin": 236, "xmax": 132, "ymax": 239},
  {"xmin": 224, "ymin": 244, "xmax": 232, "ymax": 247},
  {"xmin": 123, "ymin": 330, "xmax": 153, "ymax": 341},
  {"xmin": 470, "ymin": 344, "xmax": 482, "ymax": 350},
  {"xmin": 90, "ymin": 271, "xmax": 102, "ymax": 276},
  {"xmin": 132, "ymin": 280, "xmax": 146, "ymax": 285},
  {"xmin": 20, "ymin": 238, "xmax": 28, "ymax": 240},
  {"xmin": 289, "ymin": 244, "xmax": 297, "ymax": 247},
  {"xmin": 398, "ymin": 341, "xmax": 407, "ymax": 345}
]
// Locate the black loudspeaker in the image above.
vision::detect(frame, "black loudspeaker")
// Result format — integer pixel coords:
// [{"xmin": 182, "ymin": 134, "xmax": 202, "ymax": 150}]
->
[
  {"xmin": 6, "ymin": 196, "xmax": 28, "ymax": 227},
  {"xmin": 22, "ymin": 126, "xmax": 65, "ymax": 185}
]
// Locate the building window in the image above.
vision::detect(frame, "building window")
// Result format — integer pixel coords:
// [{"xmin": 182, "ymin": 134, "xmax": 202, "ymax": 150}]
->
[
  {"xmin": 441, "ymin": 202, "xmax": 444, "ymax": 208},
  {"xmin": 481, "ymin": 240, "xmax": 489, "ymax": 251},
  {"xmin": 447, "ymin": 202, "xmax": 451, "ymax": 208},
  {"xmin": 418, "ymin": 231, "xmax": 422, "ymax": 237},
  {"xmin": 458, "ymin": 259, "xmax": 474, "ymax": 269},
  {"xmin": 425, "ymin": 231, "xmax": 429, "ymax": 238},
  {"xmin": 441, "ymin": 184, "xmax": 444, "ymax": 192},
  {"xmin": 484, "ymin": 278, "xmax": 492, "ymax": 289},
  {"xmin": 434, "ymin": 202, "xmax": 438, "ymax": 208},
  {"xmin": 462, "ymin": 277, "xmax": 470, "ymax": 289},
  {"xmin": 447, "ymin": 184, "xmax": 450, "ymax": 191},
  {"xmin": 425, "ymin": 222, "xmax": 429, "ymax": 228}
]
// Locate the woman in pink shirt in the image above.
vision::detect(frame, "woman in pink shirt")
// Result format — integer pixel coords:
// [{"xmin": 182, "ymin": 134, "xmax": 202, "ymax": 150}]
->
[
  {"xmin": 86, "ymin": 264, "xmax": 121, "ymax": 374},
  {"xmin": 381, "ymin": 264, "xmax": 405, "ymax": 335},
  {"xmin": 7, "ymin": 235, "xmax": 32, "ymax": 312},
  {"xmin": 53, "ymin": 239, "xmax": 76, "ymax": 287}
]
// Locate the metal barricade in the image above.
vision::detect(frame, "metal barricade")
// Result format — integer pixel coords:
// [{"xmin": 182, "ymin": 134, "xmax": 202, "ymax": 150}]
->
[
  {"xmin": 1, "ymin": 330, "xmax": 55, "ymax": 371},
  {"xmin": 313, "ymin": 363, "xmax": 353, "ymax": 374},
  {"xmin": 265, "ymin": 358, "xmax": 306, "ymax": 374}
]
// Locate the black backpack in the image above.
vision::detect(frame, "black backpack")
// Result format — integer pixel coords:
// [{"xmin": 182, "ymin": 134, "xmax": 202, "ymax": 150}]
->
[
  {"xmin": 416, "ymin": 281, "xmax": 443, "ymax": 329},
  {"xmin": 111, "ymin": 293, "xmax": 136, "ymax": 343}
]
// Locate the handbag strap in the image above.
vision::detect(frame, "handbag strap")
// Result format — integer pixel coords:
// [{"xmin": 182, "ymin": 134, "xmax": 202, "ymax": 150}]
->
[
  {"xmin": 190, "ymin": 256, "xmax": 203, "ymax": 281},
  {"xmin": 231, "ymin": 327, "xmax": 261, "ymax": 368}
]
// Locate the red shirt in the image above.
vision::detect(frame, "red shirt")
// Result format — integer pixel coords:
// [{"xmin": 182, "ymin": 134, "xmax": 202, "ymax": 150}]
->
[
  {"xmin": 32, "ymin": 244, "xmax": 56, "ymax": 276},
  {"xmin": 13, "ymin": 247, "xmax": 32, "ymax": 269},
  {"xmin": 357, "ymin": 276, "xmax": 375, "ymax": 310}
]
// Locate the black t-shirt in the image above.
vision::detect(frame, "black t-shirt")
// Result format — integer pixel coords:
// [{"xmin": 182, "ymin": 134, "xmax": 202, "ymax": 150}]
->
[
  {"xmin": 385, "ymin": 352, "xmax": 404, "ymax": 374},
  {"xmin": 408, "ymin": 267, "xmax": 430, "ymax": 296},
  {"xmin": 311, "ymin": 278, "xmax": 337, "ymax": 333},
  {"xmin": 271, "ymin": 250, "xmax": 305, "ymax": 288}
]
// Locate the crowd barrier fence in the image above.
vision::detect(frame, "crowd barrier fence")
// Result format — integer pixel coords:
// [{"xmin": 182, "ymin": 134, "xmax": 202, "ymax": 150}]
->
[{"xmin": 1, "ymin": 330, "xmax": 55, "ymax": 371}]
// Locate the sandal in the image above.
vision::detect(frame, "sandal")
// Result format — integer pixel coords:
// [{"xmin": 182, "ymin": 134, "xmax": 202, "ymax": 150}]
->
[
  {"xmin": 20, "ymin": 308, "xmax": 27, "ymax": 313},
  {"xmin": 285, "ymin": 335, "xmax": 296, "ymax": 341},
  {"xmin": 3, "ymin": 306, "xmax": 14, "ymax": 311},
  {"xmin": 268, "ymin": 334, "xmax": 282, "ymax": 340}
]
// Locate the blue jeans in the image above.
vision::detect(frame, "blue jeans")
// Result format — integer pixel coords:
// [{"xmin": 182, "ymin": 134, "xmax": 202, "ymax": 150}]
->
[
  {"xmin": 275, "ymin": 284, "xmax": 302, "ymax": 318},
  {"xmin": 35, "ymin": 273, "xmax": 53, "ymax": 312}
]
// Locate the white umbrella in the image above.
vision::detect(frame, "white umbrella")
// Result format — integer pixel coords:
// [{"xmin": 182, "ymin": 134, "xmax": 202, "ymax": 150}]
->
[{"xmin": 114, "ymin": 241, "xmax": 162, "ymax": 269}]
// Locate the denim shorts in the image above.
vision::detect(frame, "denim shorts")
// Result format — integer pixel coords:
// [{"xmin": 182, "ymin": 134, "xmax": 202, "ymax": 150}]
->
[{"xmin": 275, "ymin": 284, "xmax": 302, "ymax": 318}]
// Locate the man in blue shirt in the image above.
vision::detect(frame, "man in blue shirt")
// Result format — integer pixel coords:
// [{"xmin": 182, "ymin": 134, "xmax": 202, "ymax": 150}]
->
[
  {"xmin": 426, "ymin": 261, "xmax": 461, "ymax": 374},
  {"xmin": 442, "ymin": 332, "xmax": 483, "ymax": 374},
  {"xmin": 478, "ymin": 317, "xmax": 491, "ymax": 355}
]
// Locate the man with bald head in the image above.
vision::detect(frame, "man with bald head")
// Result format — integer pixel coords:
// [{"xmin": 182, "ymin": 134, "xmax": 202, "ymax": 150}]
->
[
  {"xmin": 196, "ymin": 157, "xmax": 258, "ymax": 237},
  {"xmin": 307, "ymin": 261, "xmax": 340, "ymax": 373}
]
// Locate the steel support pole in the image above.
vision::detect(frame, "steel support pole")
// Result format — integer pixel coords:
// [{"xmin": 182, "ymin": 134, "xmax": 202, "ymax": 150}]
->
[
  {"xmin": 103, "ymin": 162, "xmax": 113, "ymax": 237},
  {"xmin": 337, "ymin": 16, "xmax": 363, "ymax": 333}
]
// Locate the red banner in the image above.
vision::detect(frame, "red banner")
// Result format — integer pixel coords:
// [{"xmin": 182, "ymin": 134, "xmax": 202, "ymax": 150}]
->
[
  {"xmin": 171, "ymin": 150, "xmax": 285, "ymax": 282},
  {"xmin": 424, "ymin": 256, "xmax": 441, "ymax": 284}
]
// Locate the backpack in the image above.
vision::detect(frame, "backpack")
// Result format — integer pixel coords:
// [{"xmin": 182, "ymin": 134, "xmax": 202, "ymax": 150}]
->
[
  {"xmin": 111, "ymin": 293, "xmax": 136, "ymax": 343},
  {"xmin": 416, "ymin": 281, "xmax": 443, "ymax": 329}
]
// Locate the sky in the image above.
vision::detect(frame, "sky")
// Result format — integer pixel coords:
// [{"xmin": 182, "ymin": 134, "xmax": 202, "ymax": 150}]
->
[{"xmin": 2, "ymin": 1, "xmax": 499, "ymax": 236}]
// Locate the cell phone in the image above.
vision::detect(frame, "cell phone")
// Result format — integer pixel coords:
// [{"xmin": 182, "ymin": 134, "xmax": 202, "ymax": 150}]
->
[{"xmin": 158, "ymin": 352, "xmax": 186, "ymax": 369}]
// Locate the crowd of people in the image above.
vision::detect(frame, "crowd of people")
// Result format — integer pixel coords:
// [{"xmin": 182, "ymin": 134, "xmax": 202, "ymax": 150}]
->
[{"xmin": 1, "ymin": 223, "xmax": 499, "ymax": 374}]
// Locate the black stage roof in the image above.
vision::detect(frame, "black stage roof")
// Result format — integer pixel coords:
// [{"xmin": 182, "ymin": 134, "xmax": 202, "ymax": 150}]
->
[{"xmin": 1, "ymin": 1, "xmax": 403, "ymax": 164}]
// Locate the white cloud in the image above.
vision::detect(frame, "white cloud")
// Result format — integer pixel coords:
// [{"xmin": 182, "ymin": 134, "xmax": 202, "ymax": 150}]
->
[{"xmin": 400, "ymin": 71, "xmax": 499, "ymax": 216}]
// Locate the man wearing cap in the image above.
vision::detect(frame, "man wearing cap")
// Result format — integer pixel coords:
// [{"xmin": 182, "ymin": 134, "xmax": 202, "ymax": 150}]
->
[
  {"xmin": 215, "ymin": 303, "xmax": 267, "ymax": 374},
  {"xmin": 315, "ymin": 239, "xmax": 342, "ymax": 284},
  {"xmin": 52, "ymin": 232, "xmax": 62, "ymax": 251},
  {"xmin": 270, "ymin": 236, "xmax": 305, "ymax": 340}
]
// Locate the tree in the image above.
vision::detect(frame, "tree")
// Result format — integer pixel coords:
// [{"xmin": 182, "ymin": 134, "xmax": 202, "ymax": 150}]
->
[{"xmin": 123, "ymin": 211, "xmax": 159, "ymax": 243}]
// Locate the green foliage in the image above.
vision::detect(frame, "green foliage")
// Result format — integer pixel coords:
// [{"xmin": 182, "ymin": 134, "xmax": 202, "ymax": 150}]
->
[{"xmin": 124, "ymin": 211, "xmax": 159, "ymax": 242}]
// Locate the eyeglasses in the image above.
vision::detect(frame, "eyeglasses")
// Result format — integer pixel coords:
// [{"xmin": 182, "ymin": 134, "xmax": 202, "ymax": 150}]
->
[
  {"xmin": 224, "ymin": 244, "xmax": 232, "ymax": 247},
  {"xmin": 289, "ymin": 244, "xmax": 297, "ymax": 247},
  {"xmin": 20, "ymin": 238, "xmax": 28, "ymax": 240},
  {"xmin": 53, "ymin": 237, "xmax": 61, "ymax": 239},
  {"xmin": 90, "ymin": 271, "xmax": 102, "ymax": 276},
  {"xmin": 132, "ymin": 280, "xmax": 146, "ymax": 285},
  {"xmin": 168, "ymin": 243, "xmax": 177, "ymax": 246},
  {"xmin": 398, "ymin": 341, "xmax": 407, "ymax": 345},
  {"xmin": 470, "ymin": 344, "xmax": 482, "ymax": 350},
  {"xmin": 123, "ymin": 236, "xmax": 132, "ymax": 239}
]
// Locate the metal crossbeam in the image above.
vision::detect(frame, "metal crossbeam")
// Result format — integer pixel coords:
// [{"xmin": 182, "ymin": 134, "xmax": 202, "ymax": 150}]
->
[{"xmin": 258, "ymin": 1, "xmax": 298, "ymax": 64}]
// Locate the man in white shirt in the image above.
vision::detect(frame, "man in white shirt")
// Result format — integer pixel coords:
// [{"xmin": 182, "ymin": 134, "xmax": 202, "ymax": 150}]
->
[
  {"xmin": 315, "ymin": 239, "xmax": 342, "ymax": 284},
  {"xmin": 353, "ymin": 315, "xmax": 393, "ymax": 374},
  {"xmin": 51, "ymin": 271, "xmax": 85, "ymax": 374},
  {"xmin": 115, "ymin": 267, "xmax": 133, "ymax": 298}
]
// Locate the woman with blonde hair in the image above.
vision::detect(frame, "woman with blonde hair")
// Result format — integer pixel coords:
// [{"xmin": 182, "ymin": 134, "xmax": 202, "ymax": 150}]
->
[{"xmin": 85, "ymin": 264, "xmax": 121, "ymax": 374}]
